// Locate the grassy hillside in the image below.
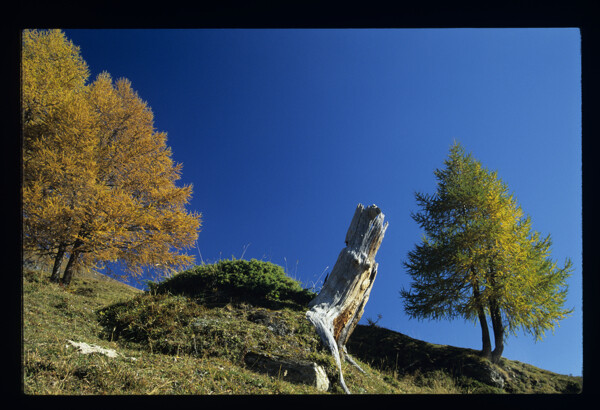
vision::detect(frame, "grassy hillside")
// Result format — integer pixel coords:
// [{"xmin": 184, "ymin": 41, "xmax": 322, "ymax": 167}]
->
[{"xmin": 22, "ymin": 262, "xmax": 582, "ymax": 395}]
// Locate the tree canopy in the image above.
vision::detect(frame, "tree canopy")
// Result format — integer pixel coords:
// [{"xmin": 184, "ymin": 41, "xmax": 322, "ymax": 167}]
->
[
  {"xmin": 22, "ymin": 29, "xmax": 201, "ymax": 286},
  {"xmin": 401, "ymin": 141, "xmax": 572, "ymax": 362}
]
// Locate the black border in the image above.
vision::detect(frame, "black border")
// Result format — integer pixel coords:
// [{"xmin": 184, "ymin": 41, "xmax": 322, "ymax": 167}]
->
[{"xmin": 8, "ymin": 0, "xmax": 596, "ymax": 405}]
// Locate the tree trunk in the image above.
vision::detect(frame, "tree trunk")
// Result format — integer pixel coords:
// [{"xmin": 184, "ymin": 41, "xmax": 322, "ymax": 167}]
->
[
  {"xmin": 472, "ymin": 279, "xmax": 492, "ymax": 360},
  {"xmin": 306, "ymin": 204, "xmax": 388, "ymax": 394},
  {"xmin": 489, "ymin": 300, "xmax": 505, "ymax": 363},
  {"xmin": 50, "ymin": 243, "xmax": 66, "ymax": 283},
  {"xmin": 61, "ymin": 237, "xmax": 83, "ymax": 286},
  {"xmin": 477, "ymin": 306, "xmax": 493, "ymax": 360}
]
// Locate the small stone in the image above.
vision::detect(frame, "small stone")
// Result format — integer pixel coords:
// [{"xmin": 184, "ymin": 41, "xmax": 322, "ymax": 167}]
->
[
  {"xmin": 67, "ymin": 340, "xmax": 119, "ymax": 358},
  {"xmin": 66, "ymin": 340, "xmax": 136, "ymax": 361},
  {"xmin": 462, "ymin": 361, "xmax": 505, "ymax": 389},
  {"xmin": 244, "ymin": 351, "xmax": 330, "ymax": 391}
]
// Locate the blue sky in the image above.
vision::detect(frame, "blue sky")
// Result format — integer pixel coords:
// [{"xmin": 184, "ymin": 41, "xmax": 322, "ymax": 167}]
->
[{"xmin": 62, "ymin": 28, "xmax": 582, "ymax": 376}]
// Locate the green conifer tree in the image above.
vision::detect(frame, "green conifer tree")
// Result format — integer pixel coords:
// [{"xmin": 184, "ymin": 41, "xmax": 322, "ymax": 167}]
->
[{"xmin": 401, "ymin": 141, "xmax": 573, "ymax": 363}]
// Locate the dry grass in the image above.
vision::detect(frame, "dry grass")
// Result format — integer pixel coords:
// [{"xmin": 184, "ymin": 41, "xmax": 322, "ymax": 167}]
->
[{"xmin": 22, "ymin": 264, "xmax": 582, "ymax": 395}]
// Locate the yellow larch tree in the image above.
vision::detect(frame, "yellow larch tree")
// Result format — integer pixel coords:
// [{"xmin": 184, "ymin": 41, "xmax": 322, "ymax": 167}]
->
[
  {"xmin": 22, "ymin": 29, "xmax": 201, "ymax": 286},
  {"xmin": 22, "ymin": 28, "xmax": 95, "ymax": 281},
  {"xmin": 59, "ymin": 72, "xmax": 201, "ymax": 286}
]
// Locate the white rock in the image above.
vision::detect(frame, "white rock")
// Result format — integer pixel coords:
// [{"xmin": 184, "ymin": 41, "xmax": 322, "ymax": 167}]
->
[{"xmin": 66, "ymin": 340, "xmax": 136, "ymax": 360}]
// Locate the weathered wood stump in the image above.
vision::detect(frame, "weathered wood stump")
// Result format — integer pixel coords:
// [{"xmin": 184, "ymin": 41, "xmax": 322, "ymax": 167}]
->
[{"xmin": 306, "ymin": 204, "xmax": 388, "ymax": 394}]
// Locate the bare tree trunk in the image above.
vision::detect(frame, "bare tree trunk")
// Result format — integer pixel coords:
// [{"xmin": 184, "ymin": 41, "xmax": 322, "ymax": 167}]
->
[
  {"xmin": 306, "ymin": 204, "xmax": 388, "ymax": 394},
  {"xmin": 477, "ymin": 306, "xmax": 493, "ymax": 360},
  {"xmin": 50, "ymin": 243, "xmax": 66, "ymax": 283},
  {"xmin": 61, "ymin": 250, "xmax": 79, "ymax": 286},
  {"xmin": 489, "ymin": 300, "xmax": 505, "ymax": 363},
  {"xmin": 61, "ymin": 238, "xmax": 83, "ymax": 286},
  {"xmin": 472, "ymin": 278, "xmax": 492, "ymax": 360}
]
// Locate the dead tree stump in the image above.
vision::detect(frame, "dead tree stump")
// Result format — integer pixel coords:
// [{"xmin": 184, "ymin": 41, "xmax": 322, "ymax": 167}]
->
[{"xmin": 306, "ymin": 204, "xmax": 388, "ymax": 394}]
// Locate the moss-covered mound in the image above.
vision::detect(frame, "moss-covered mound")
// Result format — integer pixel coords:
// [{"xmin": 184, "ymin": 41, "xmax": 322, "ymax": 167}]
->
[
  {"xmin": 147, "ymin": 259, "xmax": 316, "ymax": 310},
  {"xmin": 96, "ymin": 292, "xmax": 334, "ymax": 369},
  {"xmin": 95, "ymin": 260, "xmax": 338, "ymax": 385}
]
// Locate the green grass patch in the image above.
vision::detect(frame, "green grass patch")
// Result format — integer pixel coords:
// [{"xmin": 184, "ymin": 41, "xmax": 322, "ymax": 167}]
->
[{"xmin": 147, "ymin": 259, "xmax": 316, "ymax": 310}]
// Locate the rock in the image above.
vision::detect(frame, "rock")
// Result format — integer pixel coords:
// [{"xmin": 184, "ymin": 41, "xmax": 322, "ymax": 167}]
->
[
  {"xmin": 462, "ymin": 361, "xmax": 505, "ymax": 389},
  {"xmin": 248, "ymin": 310, "xmax": 292, "ymax": 336},
  {"xmin": 66, "ymin": 340, "xmax": 136, "ymax": 361},
  {"xmin": 244, "ymin": 351, "xmax": 330, "ymax": 391},
  {"xmin": 67, "ymin": 340, "xmax": 119, "ymax": 357}
]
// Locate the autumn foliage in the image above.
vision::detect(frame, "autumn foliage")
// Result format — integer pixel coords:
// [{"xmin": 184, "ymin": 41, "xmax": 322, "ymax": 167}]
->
[{"xmin": 22, "ymin": 29, "xmax": 201, "ymax": 286}]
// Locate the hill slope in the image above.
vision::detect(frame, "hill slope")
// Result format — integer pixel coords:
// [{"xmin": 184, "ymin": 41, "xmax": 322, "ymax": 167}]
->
[{"xmin": 22, "ymin": 265, "xmax": 582, "ymax": 394}]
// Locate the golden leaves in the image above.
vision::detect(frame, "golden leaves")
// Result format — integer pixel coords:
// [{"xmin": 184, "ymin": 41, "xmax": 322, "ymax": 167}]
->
[{"xmin": 22, "ymin": 29, "xmax": 201, "ymax": 280}]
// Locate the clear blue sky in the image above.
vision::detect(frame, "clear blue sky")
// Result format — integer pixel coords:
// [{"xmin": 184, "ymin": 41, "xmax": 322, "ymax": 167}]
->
[{"xmin": 62, "ymin": 28, "xmax": 582, "ymax": 376}]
